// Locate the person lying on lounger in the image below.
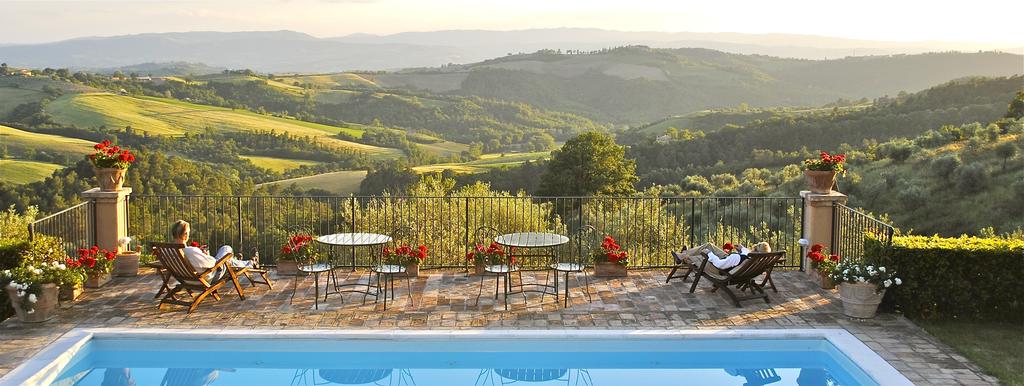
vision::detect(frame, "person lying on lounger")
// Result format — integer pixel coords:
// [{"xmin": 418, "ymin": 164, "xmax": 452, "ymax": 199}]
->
[
  {"xmin": 171, "ymin": 220, "xmax": 254, "ymax": 281},
  {"xmin": 699, "ymin": 241, "xmax": 772, "ymax": 271}
]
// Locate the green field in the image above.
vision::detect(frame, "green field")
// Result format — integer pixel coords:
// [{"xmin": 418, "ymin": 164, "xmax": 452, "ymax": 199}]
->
[
  {"xmin": 274, "ymin": 73, "xmax": 379, "ymax": 89},
  {"xmin": 44, "ymin": 93, "xmax": 401, "ymax": 158},
  {"xmin": 258, "ymin": 170, "xmax": 368, "ymax": 195},
  {"xmin": 0, "ymin": 159, "xmax": 64, "ymax": 185},
  {"xmin": 241, "ymin": 155, "xmax": 323, "ymax": 172},
  {"xmin": 413, "ymin": 151, "xmax": 549, "ymax": 174},
  {"xmin": 0, "ymin": 125, "xmax": 95, "ymax": 158}
]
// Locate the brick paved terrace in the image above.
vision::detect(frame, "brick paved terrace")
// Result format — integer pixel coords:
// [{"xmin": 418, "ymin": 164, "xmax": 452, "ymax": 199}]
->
[{"xmin": 0, "ymin": 269, "xmax": 998, "ymax": 385}]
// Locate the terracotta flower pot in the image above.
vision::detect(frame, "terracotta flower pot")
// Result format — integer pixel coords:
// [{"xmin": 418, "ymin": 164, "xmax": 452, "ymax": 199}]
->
[
  {"xmin": 839, "ymin": 282, "xmax": 886, "ymax": 318},
  {"xmin": 804, "ymin": 170, "xmax": 837, "ymax": 193},
  {"xmin": 594, "ymin": 261, "xmax": 628, "ymax": 277},
  {"xmin": 819, "ymin": 271, "xmax": 835, "ymax": 290},
  {"xmin": 59, "ymin": 283, "xmax": 83, "ymax": 302},
  {"xmin": 85, "ymin": 272, "xmax": 111, "ymax": 288},
  {"xmin": 94, "ymin": 167, "xmax": 127, "ymax": 191},
  {"xmin": 114, "ymin": 252, "xmax": 141, "ymax": 277},
  {"xmin": 472, "ymin": 262, "xmax": 486, "ymax": 275},
  {"xmin": 6, "ymin": 283, "xmax": 58, "ymax": 323},
  {"xmin": 276, "ymin": 260, "xmax": 300, "ymax": 276},
  {"xmin": 404, "ymin": 263, "xmax": 420, "ymax": 277}
]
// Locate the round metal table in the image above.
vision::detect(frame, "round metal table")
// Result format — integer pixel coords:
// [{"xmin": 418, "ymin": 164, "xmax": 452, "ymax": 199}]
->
[
  {"xmin": 315, "ymin": 232, "xmax": 392, "ymax": 306},
  {"xmin": 493, "ymin": 232, "xmax": 569, "ymax": 306}
]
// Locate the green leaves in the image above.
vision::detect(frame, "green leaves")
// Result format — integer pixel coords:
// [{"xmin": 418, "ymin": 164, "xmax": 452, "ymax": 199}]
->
[{"xmin": 539, "ymin": 132, "xmax": 638, "ymax": 196}]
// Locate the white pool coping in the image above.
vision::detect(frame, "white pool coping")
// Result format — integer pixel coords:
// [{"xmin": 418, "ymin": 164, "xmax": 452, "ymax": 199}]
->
[{"xmin": 1, "ymin": 328, "xmax": 913, "ymax": 386}]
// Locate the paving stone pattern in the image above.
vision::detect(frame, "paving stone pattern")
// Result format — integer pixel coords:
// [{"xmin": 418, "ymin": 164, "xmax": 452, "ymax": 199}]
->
[{"xmin": 0, "ymin": 269, "xmax": 999, "ymax": 385}]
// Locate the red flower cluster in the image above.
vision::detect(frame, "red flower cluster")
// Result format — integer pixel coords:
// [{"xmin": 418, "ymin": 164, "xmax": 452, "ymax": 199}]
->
[
  {"xmin": 89, "ymin": 140, "xmax": 136, "ymax": 168},
  {"xmin": 281, "ymin": 234, "xmax": 313, "ymax": 255},
  {"xmin": 601, "ymin": 236, "xmax": 629, "ymax": 265},
  {"xmin": 384, "ymin": 245, "xmax": 429, "ymax": 265},
  {"xmin": 466, "ymin": 242, "xmax": 514, "ymax": 265},
  {"xmin": 806, "ymin": 243, "xmax": 840, "ymax": 263},
  {"xmin": 804, "ymin": 151, "xmax": 847, "ymax": 172},
  {"xmin": 76, "ymin": 245, "xmax": 115, "ymax": 273}
]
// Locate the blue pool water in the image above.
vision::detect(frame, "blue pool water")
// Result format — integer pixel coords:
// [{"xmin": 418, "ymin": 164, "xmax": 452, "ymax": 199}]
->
[{"xmin": 51, "ymin": 338, "xmax": 879, "ymax": 386}]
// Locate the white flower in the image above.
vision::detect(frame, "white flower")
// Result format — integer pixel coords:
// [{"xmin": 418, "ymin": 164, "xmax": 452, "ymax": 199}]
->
[
  {"xmin": 843, "ymin": 269, "xmax": 849, "ymax": 275},
  {"xmin": 26, "ymin": 265, "xmax": 34, "ymax": 272},
  {"xmin": 33, "ymin": 269, "xmax": 42, "ymax": 275},
  {"xmin": 867, "ymin": 265, "xmax": 874, "ymax": 271},
  {"xmin": 16, "ymin": 290, "xmax": 25, "ymax": 297},
  {"xmin": 883, "ymin": 280, "xmax": 892, "ymax": 288},
  {"xmin": 856, "ymin": 276, "xmax": 866, "ymax": 283},
  {"xmin": 57, "ymin": 264, "xmax": 66, "ymax": 270},
  {"xmin": 119, "ymin": 236, "xmax": 133, "ymax": 247},
  {"xmin": 27, "ymin": 294, "xmax": 37, "ymax": 303},
  {"xmin": 26, "ymin": 309, "xmax": 34, "ymax": 314},
  {"xmin": 879, "ymin": 267, "xmax": 886, "ymax": 272},
  {"xmin": 894, "ymin": 278, "xmax": 902, "ymax": 285}
]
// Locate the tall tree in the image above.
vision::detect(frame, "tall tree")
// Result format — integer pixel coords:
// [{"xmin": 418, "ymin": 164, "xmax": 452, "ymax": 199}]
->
[{"xmin": 539, "ymin": 132, "xmax": 637, "ymax": 196}]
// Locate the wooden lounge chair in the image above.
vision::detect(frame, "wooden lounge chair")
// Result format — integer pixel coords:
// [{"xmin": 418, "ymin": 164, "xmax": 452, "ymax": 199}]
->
[
  {"xmin": 678, "ymin": 249, "xmax": 785, "ymax": 307},
  {"xmin": 151, "ymin": 242, "xmax": 247, "ymax": 313}
]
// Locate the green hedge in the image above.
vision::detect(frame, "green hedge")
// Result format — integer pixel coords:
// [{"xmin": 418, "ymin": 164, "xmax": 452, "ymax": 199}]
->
[{"xmin": 866, "ymin": 235, "xmax": 1024, "ymax": 321}]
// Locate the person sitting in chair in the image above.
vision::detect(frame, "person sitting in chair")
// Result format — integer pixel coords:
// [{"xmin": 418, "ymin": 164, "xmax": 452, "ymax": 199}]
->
[
  {"xmin": 700, "ymin": 242, "xmax": 772, "ymax": 271},
  {"xmin": 171, "ymin": 220, "xmax": 253, "ymax": 281}
]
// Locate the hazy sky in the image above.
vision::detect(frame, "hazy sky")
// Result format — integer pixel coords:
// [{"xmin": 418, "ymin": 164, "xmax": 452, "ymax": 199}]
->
[{"xmin": 2, "ymin": 0, "xmax": 1023, "ymax": 45}]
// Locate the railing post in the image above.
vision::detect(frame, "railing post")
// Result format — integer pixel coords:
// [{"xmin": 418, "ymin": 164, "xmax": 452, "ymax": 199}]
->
[
  {"xmin": 82, "ymin": 187, "xmax": 132, "ymax": 253},
  {"xmin": 800, "ymin": 190, "xmax": 847, "ymax": 280},
  {"xmin": 236, "ymin": 196, "xmax": 243, "ymax": 252}
]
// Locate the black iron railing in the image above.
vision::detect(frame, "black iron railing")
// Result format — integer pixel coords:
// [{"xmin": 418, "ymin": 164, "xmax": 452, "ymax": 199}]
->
[
  {"xmin": 127, "ymin": 195, "xmax": 804, "ymax": 269},
  {"xmin": 28, "ymin": 201, "xmax": 95, "ymax": 256},
  {"xmin": 831, "ymin": 203, "xmax": 894, "ymax": 262}
]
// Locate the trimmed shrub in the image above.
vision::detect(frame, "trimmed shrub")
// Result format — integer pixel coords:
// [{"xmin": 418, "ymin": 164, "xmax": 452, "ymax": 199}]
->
[{"xmin": 866, "ymin": 235, "xmax": 1024, "ymax": 321}]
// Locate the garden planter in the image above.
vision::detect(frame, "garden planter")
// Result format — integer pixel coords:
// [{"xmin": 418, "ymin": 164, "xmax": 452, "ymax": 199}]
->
[
  {"xmin": 594, "ymin": 262, "xmax": 628, "ymax": 277},
  {"xmin": 804, "ymin": 170, "xmax": 837, "ymax": 193},
  {"xmin": 59, "ymin": 283, "xmax": 83, "ymax": 302},
  {"xmin": 276, "ymin": 260, "xmax": 300, "ymax": 276},
  {"xmin": 85, "ymin": 272, "xmax": 111, "ymax": 288},
  {"xmin": 94, "ymin": 167, "xmax": 127, "ymax": 191},
  {"xmin": 6, "ymin": 283, "xmax": 58, "ymax": 323},
  {"xmin": 473, "ymin": 263, "xmax": 486, "ymax": 275},
  {"xmin": 404, "ymin": 264, "xmax": 420, "ymax": 278},
  {"xmin": 839, "ymin": 282, "xmax": 886, "ymax": 318},
  {"xmin": 819, "ymin": 271, "xmax": 835, "ymax": 290},
  {"xmin": 114, "ymin": 252, "xmax": 141, "ymax": 277}
]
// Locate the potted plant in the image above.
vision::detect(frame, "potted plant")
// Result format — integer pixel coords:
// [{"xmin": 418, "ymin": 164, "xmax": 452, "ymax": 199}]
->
[
  {"xmin": 803, "ymin": 151, "xmax": 846, "ymax": 193},
  {"xmin": 829, "ymin": 261, "xmax": 902, "ymax": 318},
  {"xmin": 77, "ymin": 246, "xmax": 116, "ymax": 288},
  {"xmin": 593, "ymin": 236, "xmax": 628, "ymax": 277},
  {"xmin": 58, "ymin": 257, "xmax": 86, "ymax": 301},
  {"xmin": 383, "ymin": 245, "xmax": 428, "ymax": 277},
  {"xmin": 466, "ymin": 242, "xmax": 512, "ymax": 275},
  {"xmin": 113, "ymin": 236, "xmax": 141, "ymax": 277},
  {"xmin": 806, "ymin": 243, "xmax": 841, "ymax": 289},
  {"xmin": 1, "ymin": 261, "xmax": 67, "ymax": 323},
  {"xmin": 88, "ymin": 140, "xmax": 136, "ymax": 191},
  {"xmin": 20, "ymin": 235, "xmax": 85, "ymax": 301},
  {"xmin": 278, "ymin": 233, "xmax": 315, "ymax": 276}
]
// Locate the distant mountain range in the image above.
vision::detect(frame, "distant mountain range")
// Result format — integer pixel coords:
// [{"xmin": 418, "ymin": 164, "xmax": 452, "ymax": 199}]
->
[{"xmin": 0, "ymin": 28, "xmax": 1021, "ymax": 73}]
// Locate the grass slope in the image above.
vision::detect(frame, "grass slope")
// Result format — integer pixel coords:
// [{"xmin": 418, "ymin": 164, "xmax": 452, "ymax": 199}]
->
[
  {"xmin": 241, "ymin": 155, "xmax": 322, "ymax": 172},
  {"xmin": 413, "ymin": 151, "xmax": 549, "ymax": 174},
  {"xmin": 0, "ymin": 125, "xmax": 94, "ymax": 157},
  {"xmin": 45, "ymin": 93, "xmax": 401, "ymax": 157},
  {"xmin": 0, "ymin": 159, "xmax": 64, "ymax": 185},
  {"xmin": 275, "ymin": 73, "xmax": 379, "ymax": 89},
  {"xmin": 918, "ymin": 321, "xmax": 1023, "ymax": 386},
  {"xmin": 259, "ymin": 170, "xmax": 367, "ymax": 195}
]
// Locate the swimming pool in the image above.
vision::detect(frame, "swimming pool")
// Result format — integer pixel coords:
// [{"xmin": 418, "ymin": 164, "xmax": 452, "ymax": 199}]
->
[{"xmin": 2, "ymin": 329, "xmax": 912, "ymax": 385}]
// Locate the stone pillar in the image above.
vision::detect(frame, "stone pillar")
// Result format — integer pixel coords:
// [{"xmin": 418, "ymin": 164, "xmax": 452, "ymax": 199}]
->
[
  {"xmin": 82, "ymin": 187, "xmax": 132, "ymax": 253},
  {"xmin": 800, "ymin": 190, "xmax": 847, "ymax": 277}
]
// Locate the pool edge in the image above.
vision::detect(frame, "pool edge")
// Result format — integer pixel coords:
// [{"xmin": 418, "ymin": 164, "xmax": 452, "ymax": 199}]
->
[{"xmin": 0, "ymin": 328, "xmax": 914, "ymax": 386}]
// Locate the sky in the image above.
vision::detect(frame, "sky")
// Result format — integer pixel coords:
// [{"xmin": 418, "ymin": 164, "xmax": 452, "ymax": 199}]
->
[{"xmin": 2, "ymin": 0, "xmax": 1023, "ymax": 45}]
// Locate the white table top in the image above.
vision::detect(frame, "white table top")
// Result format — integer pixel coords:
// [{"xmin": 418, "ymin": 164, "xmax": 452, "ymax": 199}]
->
[
  {"xmin": 316, "ymin": 233, "xmax": 392, "ymax": 246},
  {"xmin": 494, "ymin": 232, "xmax": 569, "ymax": 248}
]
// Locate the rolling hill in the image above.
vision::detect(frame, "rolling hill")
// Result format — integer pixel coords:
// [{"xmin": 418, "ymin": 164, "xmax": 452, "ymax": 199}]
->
[
  {"xmin": 0, "ymin": 159, "xmax": 64, "ymax": 185},
  {"xmin": 0, "ymin": 124, "xmax": 94, "ymax": 158},
  {"xmin": 42, "ymin": 92, "xmax": 401, "ymax": 157},
  {"xmin": 379, "ymin": 47, "xmax": 1023, "ymax": 123}
]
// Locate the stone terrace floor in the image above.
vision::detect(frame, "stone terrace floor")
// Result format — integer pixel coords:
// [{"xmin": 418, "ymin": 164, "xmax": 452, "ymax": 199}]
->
[{"xmin": 0, "ymin": 269, "xmax": 999, "ymax": 385}]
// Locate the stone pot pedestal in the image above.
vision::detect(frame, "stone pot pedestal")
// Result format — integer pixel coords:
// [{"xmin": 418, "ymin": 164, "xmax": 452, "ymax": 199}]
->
[
  {"xmin": 839, "ymin": 282, "xmax": 886, "ymax": 318},
  {"xmin": 85, "ymin": 272, "xmax": 111, "ymax": 288},
  {"xmin": 804, "ymin": 170, "xmax": 837, "ymax": 193},
  {"xmin": 594, "ymin": 261, "xmax": 628, "ymax": 277},
  {"xmin": 6, "ymin": 283, "xmax": 59, "ymax": 323},
  {"xmin": 114, "ymin": 252, "xmax": 141, "ymax": 277},
  {"xmin": 94, "ymin": 168, "xmax": 127, "ymax": 192}
]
